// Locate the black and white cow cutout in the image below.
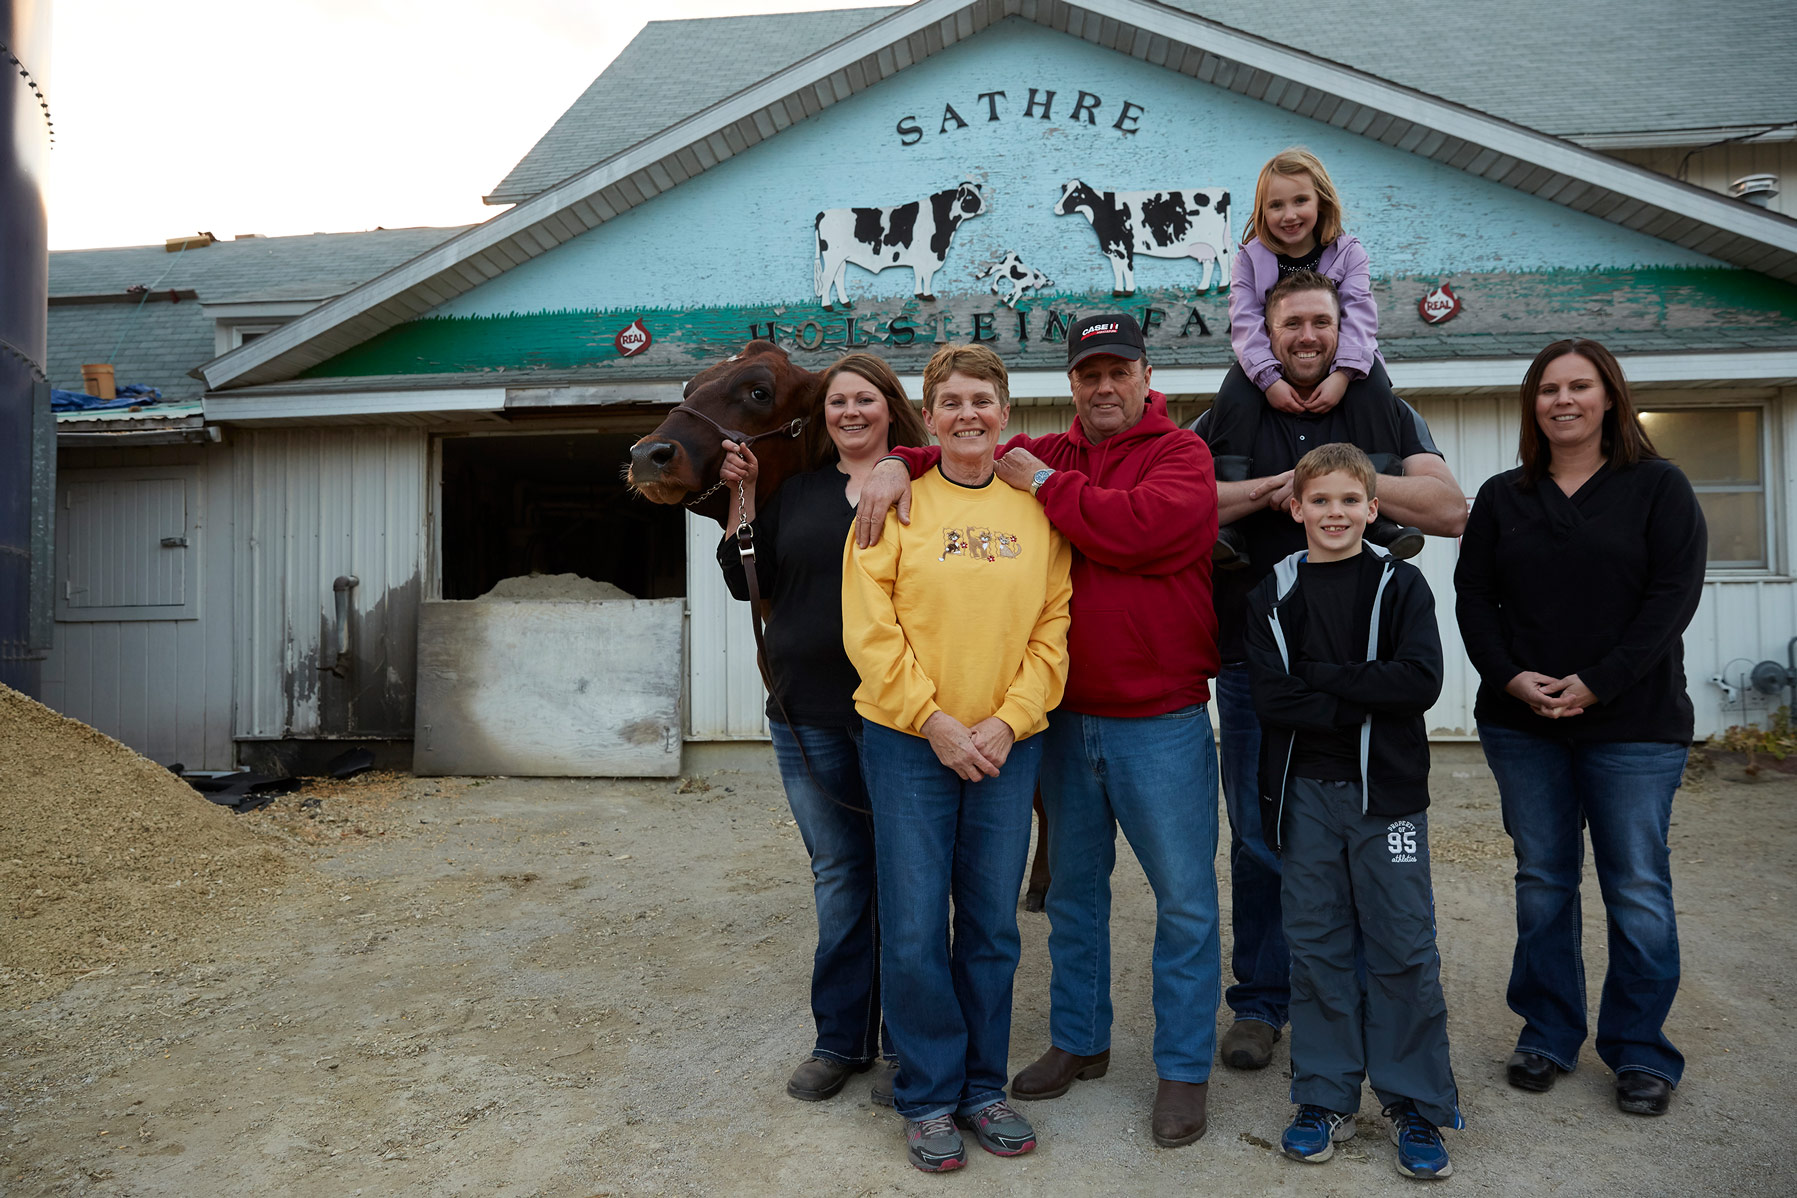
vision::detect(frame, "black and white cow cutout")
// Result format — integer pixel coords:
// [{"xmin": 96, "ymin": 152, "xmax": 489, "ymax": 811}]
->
[
  {"xmin": 974, "ymin": 252, "xmax": 1054, "ymax": 308},
  {"xmin": 1054, "ymin": 181, "xmax": 1231, "ymax": 295},
  {"xmin": 814, "ymin": 181, "xmax": 989, "ymax": 307}
]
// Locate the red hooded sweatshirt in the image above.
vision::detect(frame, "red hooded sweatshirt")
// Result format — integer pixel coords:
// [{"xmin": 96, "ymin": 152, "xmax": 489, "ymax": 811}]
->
[{"xmin": 887, "ymin": 391, "xmax": 1219, "ymax": 717}]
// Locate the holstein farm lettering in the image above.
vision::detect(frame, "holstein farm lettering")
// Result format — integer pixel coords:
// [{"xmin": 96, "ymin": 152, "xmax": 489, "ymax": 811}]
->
[
  {"xmin": 897, "ymin": 87, "xmax": 1146, "ymax": 145},
  {"xmin": 746, "ymin": 303, "xmax": 1213, "ymax": 354}
]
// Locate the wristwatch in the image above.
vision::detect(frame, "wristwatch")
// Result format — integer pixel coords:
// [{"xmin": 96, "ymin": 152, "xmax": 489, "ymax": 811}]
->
[{"xmin": 1030, "ymin": 467, "xmax": 1055, "ymax": 498}]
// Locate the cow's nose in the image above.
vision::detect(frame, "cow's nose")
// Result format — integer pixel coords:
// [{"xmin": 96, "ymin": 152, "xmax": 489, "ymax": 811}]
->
[{"xmin": 630, "ymin": 438, "xmax": 678, "ymax": 478}]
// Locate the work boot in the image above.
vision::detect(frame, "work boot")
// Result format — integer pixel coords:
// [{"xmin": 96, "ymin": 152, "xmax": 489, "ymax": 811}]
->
[
  {"xmin": 1220, "ymin": 1019, "xmax": 1281, "ymax": 1070},
  {"xmin": 871, "ymin": 1061, "xmax": 897, "ymax": 1109},
  {"xmin": 786, "ymin": 1055, "xmax": 867, "ymax": 1101},
  {"xmin": 1212, "ymin": 524, "xmax": 1252, "ymax": 569},
  {"xmin": 1366, "ymin": 516, "xmax": 1425, "ymax": 560},
  {"xmin": 1010, "ymin": 1046, "xmax": 1110, "ymax": 1100},
  {"xmin": 1152, "ymin": 1079, "xmax": 1209, "ymax": 1147}
]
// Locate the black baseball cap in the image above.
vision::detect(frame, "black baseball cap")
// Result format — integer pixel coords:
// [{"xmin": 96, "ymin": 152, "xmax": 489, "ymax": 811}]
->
[{"xmin": 1066, "ymin": 313, "xmax": 1146, "ymax": 369}]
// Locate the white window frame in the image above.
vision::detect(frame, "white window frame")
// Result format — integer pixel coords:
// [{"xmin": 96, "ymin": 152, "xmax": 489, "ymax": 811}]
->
[
  {"xmin": 55, "ymin": 466, "xmax": 203, "ymax": 621},
  {"xmin": 1637, "ymin": 395, "xmax": 1783, "ymax": 578}
]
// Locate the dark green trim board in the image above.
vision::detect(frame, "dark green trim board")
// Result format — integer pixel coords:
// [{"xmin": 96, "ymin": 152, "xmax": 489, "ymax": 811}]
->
[{"xmin": 300, "ymin": 268, "xmax": 1797, "ymax": 382}]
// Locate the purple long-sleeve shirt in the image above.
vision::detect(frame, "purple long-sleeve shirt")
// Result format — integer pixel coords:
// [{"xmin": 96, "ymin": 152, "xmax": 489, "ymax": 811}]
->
[{"xmin": 1229, "ymin": 234, "xmax": 1381, "ymax": 391}]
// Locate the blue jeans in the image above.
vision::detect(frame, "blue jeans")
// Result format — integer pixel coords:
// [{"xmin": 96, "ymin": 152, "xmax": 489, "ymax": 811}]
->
[
  {"xmin": 861, "ymin": 719, "xmax": 1044, "ymax": 1121},
  {"xmin": 1215, "ymin": 664, "xmax": 1290, "ymax": 1027},
  {"xmin": 1477, "ymin": 724, "xmax": 1687, "ymax": 1085},
  {"xmin": 1039, "ymin": 705, "xmax": 1222, "ymax": 1082},
  {"xmin": 769, "ymin": 721, "xmax": 889, "ymax": 1065}
]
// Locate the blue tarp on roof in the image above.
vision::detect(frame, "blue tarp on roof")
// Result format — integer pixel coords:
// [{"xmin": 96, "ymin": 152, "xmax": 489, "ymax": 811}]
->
[{"xmin": 51, "ymin": 384, "xmax": 164, "ymax": 413}]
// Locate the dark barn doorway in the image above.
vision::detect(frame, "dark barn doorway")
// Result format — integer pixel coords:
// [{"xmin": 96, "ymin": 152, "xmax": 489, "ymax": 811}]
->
[{"xmin": 439, "ymin": 431, "xmax": 686, "ymax": 601}]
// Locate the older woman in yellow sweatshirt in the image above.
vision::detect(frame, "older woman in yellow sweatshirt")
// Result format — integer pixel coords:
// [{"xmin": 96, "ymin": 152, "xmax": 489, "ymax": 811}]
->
[{"xmin": 843, "ymin": 343, "xmax": 1072, "ymax": 1172}]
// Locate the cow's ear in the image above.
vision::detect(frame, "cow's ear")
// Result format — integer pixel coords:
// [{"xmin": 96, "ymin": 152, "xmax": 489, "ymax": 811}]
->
[{"xmin": 742, "ymin": 338, "xmax": 783, "ymax": 357}]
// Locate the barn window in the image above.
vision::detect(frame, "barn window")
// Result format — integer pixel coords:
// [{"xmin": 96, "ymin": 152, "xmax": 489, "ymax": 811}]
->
[
  {"xmin": 55, "ymin": 466, "xmax": 202, "ymax": 620},
  {"xmin": 1637, "ymin": 405, "xmax": 1770, "ymax": 570}
]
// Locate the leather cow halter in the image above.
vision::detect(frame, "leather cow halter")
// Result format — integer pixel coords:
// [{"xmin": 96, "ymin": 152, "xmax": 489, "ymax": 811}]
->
[
  {"xmin": 666, "ymin": 397, "xmax": 868, "ymax": 816},
  {"xmin": 667, "ymin": 401, "xmax": 806, "ymax": 508}
]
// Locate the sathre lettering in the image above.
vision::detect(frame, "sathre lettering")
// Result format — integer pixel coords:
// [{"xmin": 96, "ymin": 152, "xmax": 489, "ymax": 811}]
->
[{"xmin": 897, "ymin": 87, "xmax": 1146, "ymax": 146}]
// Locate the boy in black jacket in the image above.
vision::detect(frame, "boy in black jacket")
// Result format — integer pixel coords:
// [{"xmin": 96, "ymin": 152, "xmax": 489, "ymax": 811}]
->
[{"xmin": 1244, "ymin": 443, "xmax": 1462, "ymax": 1180}]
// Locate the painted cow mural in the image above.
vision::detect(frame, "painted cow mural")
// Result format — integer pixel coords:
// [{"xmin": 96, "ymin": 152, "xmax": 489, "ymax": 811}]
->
[
  {"xmin": 814, "ymin": 181, "xmax": 989, "ymax": 307},
  {"xmin": 1053, "ymin": 180, "xmax": 1232, "ymax": 295},
  {"xmin": 974, "ymin": 251, "xmax": 1054, "ymax": 308}
]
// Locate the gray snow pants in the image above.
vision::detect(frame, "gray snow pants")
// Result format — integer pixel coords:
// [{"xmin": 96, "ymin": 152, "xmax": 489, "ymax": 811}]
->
[{"xmin": 1281, "ymin": 777, "xmax": 1462, "ymax": 1129}]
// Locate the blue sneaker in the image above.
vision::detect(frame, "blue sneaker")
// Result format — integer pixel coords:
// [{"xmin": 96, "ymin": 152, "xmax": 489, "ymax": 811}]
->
[
  {"xmin": 1383, "ymin": 1101, "xmax": 1452, "ymax": 1179},
  {"xmin": 1281, "ymin": 1104, "xmax": 1355, "ymax": 1163}
]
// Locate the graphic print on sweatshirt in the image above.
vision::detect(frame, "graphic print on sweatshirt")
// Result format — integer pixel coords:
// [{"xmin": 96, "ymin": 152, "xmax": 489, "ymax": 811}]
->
[{"xmin": 939, "ymin": 525, "xmax": 1024, "ymax": 563}]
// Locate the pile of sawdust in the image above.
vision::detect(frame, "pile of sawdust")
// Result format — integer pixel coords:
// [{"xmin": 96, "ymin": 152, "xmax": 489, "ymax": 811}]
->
[
  {"xmin": 480, "ymin": 572, "xmax": 634, "ymax": 601},
  {"xmin": 0, "ymin": 684, "xmax": 289, "ymax": 1000}
]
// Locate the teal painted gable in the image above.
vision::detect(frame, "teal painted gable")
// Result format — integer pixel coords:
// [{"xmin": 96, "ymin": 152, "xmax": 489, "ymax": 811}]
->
[{"xmin": 308, "ymin": 18, "xmax": 1791, "ymax": 381}]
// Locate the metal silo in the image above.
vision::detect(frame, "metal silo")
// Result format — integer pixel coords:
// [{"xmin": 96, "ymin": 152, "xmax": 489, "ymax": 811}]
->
[{"xmin": 0, "ymin": 0, "xmax": 53, "ymax": 695}]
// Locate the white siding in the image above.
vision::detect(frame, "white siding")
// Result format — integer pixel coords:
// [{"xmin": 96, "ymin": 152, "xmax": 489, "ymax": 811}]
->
[
  {"xmin": 41, "ymin": 445, "xmax": 236, "ymax": 769},
  {"xmin": 685, "ymin": 510, "xmax": 770, "ymax": 739},
  {"xmin": 1609, "ymin": 142, "xmax": 1797, "ymax": 219},
  {"xmin": 233, "ymin": 427, "xmax": 430, "ymax": 740}
]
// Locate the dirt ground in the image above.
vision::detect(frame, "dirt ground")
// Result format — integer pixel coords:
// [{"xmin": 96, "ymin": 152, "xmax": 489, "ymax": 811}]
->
[{"xmin": 2, "ymin": 742, "xmax": 1792, "ymax": 1197}]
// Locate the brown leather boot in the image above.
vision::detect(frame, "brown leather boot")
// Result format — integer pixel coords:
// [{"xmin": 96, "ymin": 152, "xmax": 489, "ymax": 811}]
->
[
  {"xmin": 1152, "ymin": 1079, "xmax": 1209, "ymax": 1147},
  {"xmin": 1010, "ymin": 1046, "xmax": 1111, "ymax": 1100},
  {"xmin": 1219, "ymin": 1019, "xmax": 1281, "ymax": 1070}
]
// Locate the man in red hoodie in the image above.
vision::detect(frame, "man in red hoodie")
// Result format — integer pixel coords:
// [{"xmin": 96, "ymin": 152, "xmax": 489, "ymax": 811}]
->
[{"xmin": 855, "ymin": 314, "xmax": 1222, "ymax": 1148}]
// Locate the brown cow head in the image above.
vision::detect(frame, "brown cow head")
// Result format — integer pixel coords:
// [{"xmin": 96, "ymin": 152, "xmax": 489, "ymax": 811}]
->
[{"xmin": 626, "ymin": 340, "xmax": 822, "ymax": 525}]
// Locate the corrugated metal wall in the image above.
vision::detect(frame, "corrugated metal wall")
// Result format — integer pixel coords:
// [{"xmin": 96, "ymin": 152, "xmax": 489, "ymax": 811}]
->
[
  {"xmin": 233, "ymin": 427, "xmax": 429, "ymax": 740},
  {"xmin": 681, "ymin": 388, "xmax": 1793, "ymax": 743},
  {"xmin": 41, "ymin": 444, "xmax": 237, "ymax": 769},
  {"xmin": 685, "ymin": 510, "xmax": 770, "ymax": 739}
]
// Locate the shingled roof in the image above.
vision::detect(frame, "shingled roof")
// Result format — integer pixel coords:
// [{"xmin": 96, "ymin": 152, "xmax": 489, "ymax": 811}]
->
[
  {"xmin": 1161, "ymin": 0, "xmax": 1797, "ymax": 146},
  {"xmin": 486, "ymin": 0, "xmax": 1797, "ymax": 210},
  {"xmin": 50, "ymin": 227, "xmax": 467, "ymax": 401},
  {"xmin": 486, "ymin": 6, "xmax": 902, "ymax": 205}
]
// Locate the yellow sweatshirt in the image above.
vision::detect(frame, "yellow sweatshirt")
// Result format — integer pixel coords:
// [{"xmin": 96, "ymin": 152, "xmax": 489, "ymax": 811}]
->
[{"xmin": 842, "ymin": 467, "xmax": 1073, "ymax": 739}]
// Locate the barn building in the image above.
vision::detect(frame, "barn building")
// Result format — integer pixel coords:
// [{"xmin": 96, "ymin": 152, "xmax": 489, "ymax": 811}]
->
[{"xmin": 42, "ymin": 0, "xmax": 1797, "ymax": 774}]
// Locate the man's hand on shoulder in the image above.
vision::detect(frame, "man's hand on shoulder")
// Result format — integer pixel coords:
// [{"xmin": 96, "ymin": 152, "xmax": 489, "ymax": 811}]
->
[
  {"xmin": 996, "ymin": 447, "xmax": 1050, "ymax": 494},
  {"xmin": 854, "ymin": 458, "xmax": 913, "ymax": 549}
]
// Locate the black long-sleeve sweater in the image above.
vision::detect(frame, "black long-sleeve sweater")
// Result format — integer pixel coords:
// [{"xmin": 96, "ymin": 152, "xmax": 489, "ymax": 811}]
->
[
  {"xmin": 716, "ymin": 465, "xmax": 860, "ymax": 728},
  {"xmin": 1453, "ymin": 458, "xmax": 1707, "ymax": 744}
]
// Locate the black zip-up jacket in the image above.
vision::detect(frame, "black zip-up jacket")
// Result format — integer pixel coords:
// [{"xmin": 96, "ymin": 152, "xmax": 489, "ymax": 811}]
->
[{"xmin": 1244, "ymin": 546, "xmax": 1443, "ymax": 851}]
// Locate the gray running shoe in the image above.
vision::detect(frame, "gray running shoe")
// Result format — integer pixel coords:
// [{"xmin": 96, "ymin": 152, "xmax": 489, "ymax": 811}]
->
[
  {"xmin": 904, "ymin": 1114, "xmax": 966, "ymax": 1172},
  {"xmin": 955, "ymin": 1099, "xmax": 1038, "ymax": 1156}
]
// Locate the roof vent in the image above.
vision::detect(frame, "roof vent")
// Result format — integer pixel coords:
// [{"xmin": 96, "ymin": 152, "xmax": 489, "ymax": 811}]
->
[
  {"xmin": 1729, "ymin": 174, "xmax": 1779, "ymax": 207},
  {"xmin": 165, "ymin": 232, "xmax": 216, "ymax": 252},
  {"xmin": 233, "ymin": 233, "xmax": 264, "ymax": 240}
]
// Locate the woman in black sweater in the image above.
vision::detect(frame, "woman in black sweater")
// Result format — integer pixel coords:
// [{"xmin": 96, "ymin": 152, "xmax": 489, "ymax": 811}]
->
[
  {"xmin": 1454, "ymin": 338, "xmax": 1706, "ymax": 1119},
  {"xmin": 715, "ymin": 353, "xmax": 930, "ymax": 1105}
]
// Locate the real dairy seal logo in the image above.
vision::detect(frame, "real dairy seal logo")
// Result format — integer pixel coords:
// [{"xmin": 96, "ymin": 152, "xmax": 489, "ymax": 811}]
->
[
  {"xmin": 615, "ymin": 318, "xmax": 653, "ymax": 357},
  {"xmin": 1417, "ymin": 282, "xmax": 1462, "ymax": 325}
]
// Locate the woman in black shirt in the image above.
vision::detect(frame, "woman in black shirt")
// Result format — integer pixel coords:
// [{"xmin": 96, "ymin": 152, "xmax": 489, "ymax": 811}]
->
[
  {"xmin": 1455, "ymin": 338, "xmax": 1706, "ymax": 1119},
  {"xmin": 715, "ymin": 353, "xmax": 930, "ymax": 1105}
]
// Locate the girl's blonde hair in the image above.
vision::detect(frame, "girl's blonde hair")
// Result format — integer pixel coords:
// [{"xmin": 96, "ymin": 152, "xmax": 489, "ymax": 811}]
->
[{"xmin": 1246, "ymin": 147, "xmax": 1345, "ymax": 248}]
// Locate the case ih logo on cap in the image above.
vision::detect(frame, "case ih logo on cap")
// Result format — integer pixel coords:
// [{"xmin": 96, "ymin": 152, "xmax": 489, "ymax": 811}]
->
[
  {"xmin": 615, "ymin": 318, "xmax": 653, "ymax": 357},
  {"xmin": 1418, "ymin": 283, "xmax": 1462, "ymax": 325},
  {"xmin": 1081, "ymin": 322, "xmax": 1120, "ymax": 339}
]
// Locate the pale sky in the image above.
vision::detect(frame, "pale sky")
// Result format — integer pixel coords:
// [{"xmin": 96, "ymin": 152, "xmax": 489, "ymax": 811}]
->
[{"xmin": 47, "ymin": 0, "xmax": 899, "ymax": 250}]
